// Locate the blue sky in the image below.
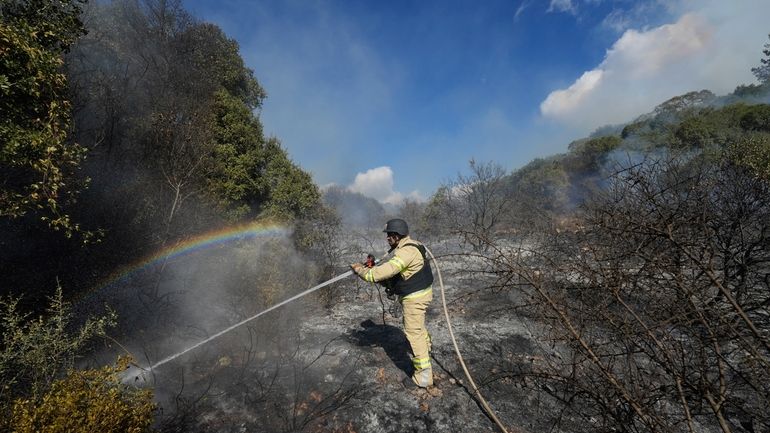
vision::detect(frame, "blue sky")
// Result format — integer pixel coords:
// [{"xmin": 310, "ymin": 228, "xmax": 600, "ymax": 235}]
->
[{"xmin": 182, "ymin": 0, "xmax": 769, "ymax": 204}]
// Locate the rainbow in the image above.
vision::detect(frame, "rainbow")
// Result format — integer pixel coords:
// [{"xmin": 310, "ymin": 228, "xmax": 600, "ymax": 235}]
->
[{"xmin": 96, "ymin": 220, "xmax": 289, "ymax": 291}]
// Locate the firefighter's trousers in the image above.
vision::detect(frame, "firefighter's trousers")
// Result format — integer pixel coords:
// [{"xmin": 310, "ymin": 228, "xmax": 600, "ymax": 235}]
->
[{"xmin": 401, "ymin": 287, "xmax": 433, "ymax": 387}]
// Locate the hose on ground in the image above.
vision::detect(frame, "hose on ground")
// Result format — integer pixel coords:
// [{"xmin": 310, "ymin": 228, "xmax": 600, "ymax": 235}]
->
[{"xmin": 426, "ymin": 246, "xmax": 510, "ymax": 433}]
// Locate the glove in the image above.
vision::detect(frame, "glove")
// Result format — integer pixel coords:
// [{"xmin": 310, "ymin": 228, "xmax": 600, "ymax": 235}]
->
[{"xmin": 350, "ymin": 262, "xmax": 364, "ymax": 274}]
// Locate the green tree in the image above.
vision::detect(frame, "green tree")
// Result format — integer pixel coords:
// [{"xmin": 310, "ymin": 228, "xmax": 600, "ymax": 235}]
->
[
  {"xmin": 206, "ymin": 91, "xmax": 322, "ymax": 222},
  {"xmin": 739, "ymin": 103, "xmax": 770, "ymax": 132},
  {"xmin": 185, "ymin": 22, "xmax": 266, "ymax": 110},
  {"xmin": 672, "ymin": 113, "xmax": 721, "ymax": 148},
  {"xmin": 206, "ymin": 90, "xmax": 269, "ymax": 219},
  {"xmin": 0, "ymin": 0, "xmax": 89, "ymax": 236},
  {"xmin": 65, "ymin": 1, "xmax": 319, "ymax": 231},
  {"xmin": 260, "ymin": 138, "xmax": 322, "ymax": 221},
  {"xmin": 564, "ymin": 135, "xmax": 622, "ymax": 173}
]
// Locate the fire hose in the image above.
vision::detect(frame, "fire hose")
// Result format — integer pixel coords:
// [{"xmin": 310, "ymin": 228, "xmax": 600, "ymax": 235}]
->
[
  {"xmin": 123, "ymin": 247, "xmax": 509, "ymax": 432},
  {"xmin": 425, "ymin": 246, "xmax": 510, "ymax": 433},
  {"xmin": 357, "ymin": 248, "xmax": 508, "ymax": 432}
]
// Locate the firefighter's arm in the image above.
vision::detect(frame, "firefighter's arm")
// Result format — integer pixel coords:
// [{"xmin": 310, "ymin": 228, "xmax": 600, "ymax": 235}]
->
[{"xmin": 352, "ymin": 252, "xmax": 407, "ymax": 283}]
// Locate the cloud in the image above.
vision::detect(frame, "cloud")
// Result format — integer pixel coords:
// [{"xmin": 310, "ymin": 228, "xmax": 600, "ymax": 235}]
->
[
  {"xmin": 540, "ymin": 0, "xmax": 769, "ymax": 132},
  {"xmin": 600, "ymin": 1, "xmax": 665, "ymax": 33},
  {"xmin": 547, "ymin": 0, "xmax": 576, "ymax": 15},
  {"xmin": 540, "ymin": 69, "xmax": 604, "ymax": 117},
  {"xmin": 348, "ymin": 166, "xmax": 421, "ymax": 205},
  {"xmin": 514, "ymin": 0, "xmax": 533, "ymax": 22},
  {"xmin": 610, "ymin": 14, "xmax": 711, "ymax": 77},
  {"xmin": 601, "ymin": 8, "xmax": 634, "ymax": 33}
]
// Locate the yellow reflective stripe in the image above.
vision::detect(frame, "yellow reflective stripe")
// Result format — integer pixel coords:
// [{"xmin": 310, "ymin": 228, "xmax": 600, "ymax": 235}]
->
[
  {"xmin": 365, "ymin": 269, "xmax": 375, "ymax": 283},
  {"xmin": 412, "ymin": 357, "xmax": 431, "ymax": 369},
  {"xmin": 401, "ymin": 286, "xmax": 432, "ymax": 301},
  {"xmin": 388, "ymin": 255, "xmax": 407, "ymax": 271}
]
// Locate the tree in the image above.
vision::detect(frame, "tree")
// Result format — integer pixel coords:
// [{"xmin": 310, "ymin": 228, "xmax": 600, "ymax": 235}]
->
[
  {"xmin": 260, "ymin": 137, "xmax": 323, "ymax": 221},
  {"xmin": 0, "ymin": 0, "xmax": 89, "ymax": 237},
  {"xmin": 65, "ymin": 0, "xmax": 319, "ymax": 233},
  {"xmin": 564, "ymin": 135, "xmax": 622, "ymax": 173},
  {"xmin": 437, "ymin": 159, "xmax": 512, "ymax": 250},
  {"xmin": 751, "ymin": 33, "xmax": 770, "ymax": 84}
]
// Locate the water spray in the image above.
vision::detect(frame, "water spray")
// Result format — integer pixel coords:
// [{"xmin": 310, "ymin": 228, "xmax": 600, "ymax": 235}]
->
[
  {"xmin": 123, "ymin": 246, "xmax": 509, "ymax": 432},
  {"xmin": 124, "ymin": 254, "xmax": 384, "ymax": 383}
]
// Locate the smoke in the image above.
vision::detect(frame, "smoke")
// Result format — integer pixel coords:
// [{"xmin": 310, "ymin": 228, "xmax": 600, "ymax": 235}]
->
[
  {"xmin": 77, "ymin": 230, "xmax": 333, "ymax": 409},
  {"xmin": 322, "ymin": 185, "xmax": 390, "ymax": 229}
]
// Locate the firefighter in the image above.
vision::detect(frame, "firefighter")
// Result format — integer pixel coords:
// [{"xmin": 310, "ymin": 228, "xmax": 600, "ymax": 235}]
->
[{"xmin": 350, "ymin": 218, "xmax": 434, "ymax": 388}]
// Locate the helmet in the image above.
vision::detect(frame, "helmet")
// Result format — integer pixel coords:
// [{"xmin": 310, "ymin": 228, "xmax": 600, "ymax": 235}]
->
[{"xmin": 383, "ymin": 218, "xmax": 409, "ymax": 236}]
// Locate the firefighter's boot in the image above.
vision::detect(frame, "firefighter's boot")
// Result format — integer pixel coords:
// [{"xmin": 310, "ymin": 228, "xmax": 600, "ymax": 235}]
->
[{"xmin": 412, "ymin": 367, "xmax": 433, "ymax": 388}]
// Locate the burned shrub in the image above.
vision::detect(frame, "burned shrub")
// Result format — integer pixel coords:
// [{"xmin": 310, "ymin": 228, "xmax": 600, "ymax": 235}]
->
[{"xmin": 481, "ymin": 154, "xmax": 770, "ymax": 433}]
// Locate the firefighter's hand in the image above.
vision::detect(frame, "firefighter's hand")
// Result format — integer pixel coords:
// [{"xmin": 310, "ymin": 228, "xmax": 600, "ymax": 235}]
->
[{"xmin": 350, "ymin": 263, "xmax": 364, "ymax": 274}]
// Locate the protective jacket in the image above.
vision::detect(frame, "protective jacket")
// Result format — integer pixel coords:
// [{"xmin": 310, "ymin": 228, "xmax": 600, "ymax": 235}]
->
[{"xmin": 356, "ymin": 236, "xmax": 433, "ymax": 297}]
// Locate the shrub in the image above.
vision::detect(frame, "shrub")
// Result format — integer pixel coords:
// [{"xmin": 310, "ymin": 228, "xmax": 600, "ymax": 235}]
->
[
  {"xmin": 10, "ymin": 357, "xmax": 156, "ymax": 433},
  {"xmin": 0, "ymin": 286, "xmax": 116, "ymax": 403}
]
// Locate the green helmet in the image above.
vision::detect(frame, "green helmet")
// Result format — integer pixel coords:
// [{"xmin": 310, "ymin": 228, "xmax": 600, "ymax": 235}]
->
[{"xmin": 383, "ymin": 218, "xmax": 409, "ymax": 236}]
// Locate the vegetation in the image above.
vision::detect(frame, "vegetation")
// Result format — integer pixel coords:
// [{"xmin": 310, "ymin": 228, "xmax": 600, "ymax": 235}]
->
[
  {"xmin": 752, "ymin": 33, "xmax": 770, "ymax": 84},
  {"xmin": 476, "ymin": 153, "xmax": 770, "ymax": 433},
  {"xmin": 0, "ymin": 286, "xmax": 115, "ymax": 404},
  {"xmin": 2, "ymin": 0, "xmax": 331, "ymax": 303},
  {"xmin": 2, "ymin": 1, "xmax": 770, "ymax": 431},
  {"xmin": 0, "ymin": 286, "xmax": 153, "ymax": 430},
  {"xmin": 418, "ymin": 37, "xmax": 770, "ymax": 433},
  {"xmin": 0, "ymin": 0, "xmax": 89, "ymax": 236},
  {"xmin": 2, "ymin": 0, "xmax": 331, "ymax": 430},
  {"xmin": 425, "ymin": 159, "xmax": 512, "ymax": 250},
  {"xmin": 10, "ymin": 357, "xmax": 156, "ymax": 433}
]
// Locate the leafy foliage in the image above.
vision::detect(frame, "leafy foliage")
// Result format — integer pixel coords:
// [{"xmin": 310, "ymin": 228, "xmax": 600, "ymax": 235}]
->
[
  {"xmin": 564, "ymin": 135, "xmax": 622, "ymax": 173},
  {"xmin": 206, "ymin": 89, "xmax": 270, "ymax": 219},
  {"xmin": 260, "ymin": 137, "xmax": 323, "ymax": 221},
  {"xmin": 728, "ymin": 132, "xmax": 770, "ymax": 180},
  {"xmin": 10, "ymin": 357, "xmax": 156, "ymax": 433},
  {"xmin": 503, "ymin": 102, "xmax": 770, "ymax": 227},
  {"xmin": 513, "ymin": 157, "xmax": 570, "ymax": 215},
  {"xmin": 0, "ymin": 285, "xmax": 117, "ymax": 423},
  {"xmin": 739, "ymin": 103, "xmax": 770, "ymax": 132},
  {"xmin": 0, "ymin": 0, "xmax": 89, "ymax": 237},
  {"xmin": 65, "ymin": 0, "xmax": 322, "ymax": 232}
]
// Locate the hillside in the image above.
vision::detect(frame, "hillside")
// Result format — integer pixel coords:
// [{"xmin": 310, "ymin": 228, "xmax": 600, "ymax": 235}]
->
[{"xmin": 2, "ymin": 1, "xmax": 770, "ymax": 432}]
